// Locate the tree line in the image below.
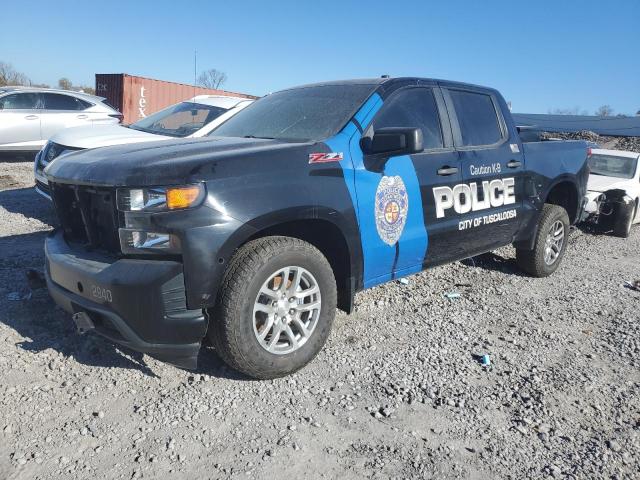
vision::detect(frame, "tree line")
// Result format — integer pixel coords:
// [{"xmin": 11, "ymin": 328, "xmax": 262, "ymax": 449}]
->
[
  {"xmin": 1, "ymin": 61, "xmax": 230, "ymax": 96},
  {"xmin": 549, "ymin": 105, "xmax": 639, "ymax": 117},
  {"xmin": 0, "ymin": 61, "xmax": 96, "ymax": 94}
]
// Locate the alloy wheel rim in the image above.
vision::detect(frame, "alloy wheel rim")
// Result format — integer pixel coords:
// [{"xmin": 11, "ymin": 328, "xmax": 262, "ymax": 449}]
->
[
  {"xmin": 544, "ymin": 220, "xmax": 565, "ymax": 266},
  {"xmin": 252, "ymin": 266, "xmax": 321, "ymax": 355}
]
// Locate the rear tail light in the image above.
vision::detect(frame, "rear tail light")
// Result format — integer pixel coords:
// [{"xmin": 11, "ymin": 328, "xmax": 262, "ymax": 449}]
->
[
  {"xmin": 587, "ymin": 147, "xmax": 592, "ymax": 158},
  {"xmin": 109, "ymin": 113, "xmax": 124, "ymax": 123}
]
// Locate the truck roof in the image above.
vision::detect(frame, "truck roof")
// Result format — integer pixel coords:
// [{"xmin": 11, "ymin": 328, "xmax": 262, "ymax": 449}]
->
[{"xmin": 280, "ymin": 77, "xmax": 499, "ymax": 94}]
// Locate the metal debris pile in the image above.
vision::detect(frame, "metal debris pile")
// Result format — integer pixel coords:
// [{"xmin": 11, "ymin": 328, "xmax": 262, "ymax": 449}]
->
[{"xmin": 541, "ymin": 130, "xmax": 640, "ymax": 153}]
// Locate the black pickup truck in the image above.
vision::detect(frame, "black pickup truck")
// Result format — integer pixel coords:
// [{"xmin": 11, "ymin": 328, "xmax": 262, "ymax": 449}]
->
[{"xmin": 44, "ymin": 77, "xmax": 589, "ymax": 378}]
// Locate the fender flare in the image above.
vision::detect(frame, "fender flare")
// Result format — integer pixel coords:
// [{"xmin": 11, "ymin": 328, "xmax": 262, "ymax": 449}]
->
[{"xmin": 207, "ymin": 206, "xmax": 363, "ymax": 313}]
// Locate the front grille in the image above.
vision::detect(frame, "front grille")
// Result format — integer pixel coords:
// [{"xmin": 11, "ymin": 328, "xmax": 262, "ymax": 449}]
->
[{"xmin": 50, "ymin": 183, "xmax": 121, "ymax": 253}]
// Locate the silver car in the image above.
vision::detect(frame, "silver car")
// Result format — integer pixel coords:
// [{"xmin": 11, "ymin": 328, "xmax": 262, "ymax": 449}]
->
[{"xmin": 0, "ymin": 86, "xmax": 122, "ymax": 153}]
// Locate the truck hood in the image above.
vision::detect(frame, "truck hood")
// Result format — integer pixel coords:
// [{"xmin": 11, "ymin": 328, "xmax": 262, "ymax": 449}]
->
[
  {"xmin": 587, "ymin": 174, "xmax": 632, "ymax": 193},
  {"xmin": 44, "ymin": 136, "xmax": 312, "ymax": 187},
  {"xmin": 51, "ymin": 124, "xmax": 173, "ymax": 149}
]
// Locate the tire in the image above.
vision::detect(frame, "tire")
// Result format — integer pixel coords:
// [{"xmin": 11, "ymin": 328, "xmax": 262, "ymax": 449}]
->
[
  {"xmin": 516, "ymin": 204, "xmax": 570, "ymax": 277},
  {"xmin": 612, "ymin": 202, "xmax": 635, "ymax": 238},
  {"xmin": 208, "ymin": 236, "xmax": 337, "ymax": 379}
]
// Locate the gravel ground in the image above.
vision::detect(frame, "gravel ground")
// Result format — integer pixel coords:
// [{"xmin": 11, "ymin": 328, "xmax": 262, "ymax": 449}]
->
[{"xmin": 1, "ymin": 161, "xmax": 638, "ymax": 480}]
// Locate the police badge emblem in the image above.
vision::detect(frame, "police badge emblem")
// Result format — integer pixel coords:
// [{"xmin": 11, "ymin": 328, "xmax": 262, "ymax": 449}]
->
[{"xmin": 375, "ymin": 176, "xmax": 409, "ymax": 246}]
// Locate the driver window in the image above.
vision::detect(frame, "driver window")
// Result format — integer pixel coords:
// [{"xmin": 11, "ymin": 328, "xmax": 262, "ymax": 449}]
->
[
  {"xmin": 0, "ymin": 92, "xmax": 40, "ymax": 110},
  {"xmin": 372, "ymin": 88, "xmax": 444, "ymax": 150}
]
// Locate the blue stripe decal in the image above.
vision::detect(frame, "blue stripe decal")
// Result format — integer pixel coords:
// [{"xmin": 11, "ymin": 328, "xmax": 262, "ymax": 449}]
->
[
  {"xmin": 354, "ymin": 93, "xmax": 383, "ymax": 128},
  {"xmin": 327, "ymin": 93, "xmax": 429, "ymax": 289}
]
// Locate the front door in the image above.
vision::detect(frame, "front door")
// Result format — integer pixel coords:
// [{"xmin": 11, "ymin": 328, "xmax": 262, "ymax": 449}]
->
[
  {"xmin": 0, "ymin": 92, "xmax": 42, "ymax": 149},
  {"xmin": 347, "ymin": 86, "xmax": 463, "ymax": 287}
]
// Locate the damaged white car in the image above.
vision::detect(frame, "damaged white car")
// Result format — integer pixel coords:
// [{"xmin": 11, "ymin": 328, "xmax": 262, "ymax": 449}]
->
[{"xmin": 584, "ymin": 148, "xmax": 640, "ymax": 238}]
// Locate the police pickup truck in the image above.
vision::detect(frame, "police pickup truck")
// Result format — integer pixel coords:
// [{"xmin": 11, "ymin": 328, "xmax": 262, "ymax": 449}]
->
[{"xmin": 44, "ymin": 77, "xmax": 589, "ymax": 379}]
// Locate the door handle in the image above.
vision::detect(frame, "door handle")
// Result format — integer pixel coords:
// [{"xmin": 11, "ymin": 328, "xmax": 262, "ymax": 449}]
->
[
  {"xmin": 507, "ymin": 160, "xmax": 522, "ymax": 168},
  {"xmin": 437, "ymin": 166, "xmax": 458, "ymax": 176},
  {"xmin": 76, "ymin": 114, "xmax": 88, "ymax": 119},
  {"xmin": 24, "ymin": 115, "xmax": 39, "ymax": 120}
]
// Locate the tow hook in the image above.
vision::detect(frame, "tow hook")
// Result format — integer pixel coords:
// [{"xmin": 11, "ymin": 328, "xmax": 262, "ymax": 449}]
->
[{"xmin": 72, "ymin": 312, "xmax": 95, "ymax": 335}]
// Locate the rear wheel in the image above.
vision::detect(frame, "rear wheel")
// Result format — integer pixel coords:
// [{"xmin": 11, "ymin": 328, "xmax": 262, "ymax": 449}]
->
[
  {"xmin": 208, "ymin": 236, "xmax": 336, "ymax": 379},
  {"xmin": 516, "ymin": 204, "xmax": 570, "ymax": 277},
  {"xmin": 612, "ymin": 202, "xmax": 636, "ymax": 238}
]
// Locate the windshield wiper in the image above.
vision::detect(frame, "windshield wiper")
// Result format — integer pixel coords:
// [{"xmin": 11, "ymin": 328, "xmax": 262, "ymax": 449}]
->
[
  {"xmin": 243, "ymin": 135, "xmax": 275, "ymax": 140},
  {"xmin": 128, "ymin": 125, "xmax": 151, "ymax": 134}
]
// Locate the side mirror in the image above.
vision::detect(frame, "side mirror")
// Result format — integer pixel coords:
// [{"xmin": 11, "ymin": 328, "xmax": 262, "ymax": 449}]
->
[{"xmin": 360, "ymin": 127, "xmax": 423, "ymax": 156}]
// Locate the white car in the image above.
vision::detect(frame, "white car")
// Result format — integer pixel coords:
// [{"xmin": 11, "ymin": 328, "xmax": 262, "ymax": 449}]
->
[
  {"xmin": 34, "ymin": 95, "xmax": 253, "ymax": 199},
  {"xmin": 584, "ymin": 148, "xmax": 640, "ymax": 237},
  {"xmin": 0, "ymin": 86, "xmax": 121, "ymax": 153}
]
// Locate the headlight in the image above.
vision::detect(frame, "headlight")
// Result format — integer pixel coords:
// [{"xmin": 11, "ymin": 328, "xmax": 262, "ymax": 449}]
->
[
  {"xmin": 46, "ymin": 143, "xmax": 59, "ymax": 162},
  {"xmin": 116, "ymin": 184, "xmax": 206, "ymax": 212},
  {"xmin": 116, "ymin": 183, "xmax": 205, "ymax": 254},
  {"xmin": 39, "ymin": 141, "xmax": 82, "ymax": 169}
]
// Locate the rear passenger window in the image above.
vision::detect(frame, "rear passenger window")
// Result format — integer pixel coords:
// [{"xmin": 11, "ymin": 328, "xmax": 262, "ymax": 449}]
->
[
  {"xmin": 42, "ymin": 93, "xmax": 91, "ymax": 111},
  {"xmin": 448, "ymin": 90, "xmax": 503, "ymax": 146},
  {"xmin": 372, "ymin": 88, "xmax": 443, "ymax": 149}
]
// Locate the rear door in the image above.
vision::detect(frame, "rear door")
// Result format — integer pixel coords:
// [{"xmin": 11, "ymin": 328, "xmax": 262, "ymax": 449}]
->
[
  {"xmin": 39, "ymin": 93, "xmax": 94, "ymax": 141},
  {"xmin": 442, "ymin": 86, "xmax": 524, "ymax": 255},
  {"xmin": 0, "ymin": 92, "xmax": 42, "ymax": 148}
]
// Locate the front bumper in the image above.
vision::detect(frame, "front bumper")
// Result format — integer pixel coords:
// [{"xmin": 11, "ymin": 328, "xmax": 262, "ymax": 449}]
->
[
  {"xmin": 582, "ymin": 190, "xmax": 634, "ymax": 225},
  {"xmin": 584, "ymin": 191, "xmax": 602, "ymax": 216},
  {"xmin": 45, "ymin": 229, "xmax": 207, "ymax": 369},
  {"xmin": 582, "ymin": 191, "xmax": 602, "ymax": 220}
]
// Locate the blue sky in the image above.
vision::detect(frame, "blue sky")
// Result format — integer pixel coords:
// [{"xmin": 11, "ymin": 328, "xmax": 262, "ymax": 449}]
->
[{"xmin": 1, "ymin": 0, "xmax": 639, "ymax": 114}]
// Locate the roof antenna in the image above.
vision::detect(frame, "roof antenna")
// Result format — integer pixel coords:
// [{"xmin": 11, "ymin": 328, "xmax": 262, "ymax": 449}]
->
[
  {"xmin": 381, "ymin": 74, "xmax": 390, "ymax": 78},
  {"xmin": 193, "ymin": 49, "xmax": 197, "ymax": 99}
]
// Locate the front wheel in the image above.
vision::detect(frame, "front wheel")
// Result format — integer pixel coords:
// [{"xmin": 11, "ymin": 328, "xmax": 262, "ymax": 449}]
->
[
  {"xmin": 208, "ymin": 236, "xmax": 337, "ymax": 379},
  {"xmin": 516, "ymin": 204, "xmax": 570, "ymax": 277}
]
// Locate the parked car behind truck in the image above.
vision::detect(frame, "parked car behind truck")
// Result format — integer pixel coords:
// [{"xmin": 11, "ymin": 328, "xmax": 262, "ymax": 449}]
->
[
  {"xmin": 583, "ymin": 149, "xmax": 640, "ymax": 237},
  {"xmin": 34, "ymin": 95, "xmax": 253, "ymax": 198},
  {"xmin": 43, "ymin": 77, "xmax": 589, "ymax": 379}
]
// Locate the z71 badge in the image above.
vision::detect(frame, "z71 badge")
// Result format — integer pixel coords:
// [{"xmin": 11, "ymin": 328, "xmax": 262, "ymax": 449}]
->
[
  {"xmin": 308, "ymin": 152, "xmax": 343, "ymax": 164},
  {"xmin": 375, "ymin": 176, "xmax": 409, "ymax": 246}
]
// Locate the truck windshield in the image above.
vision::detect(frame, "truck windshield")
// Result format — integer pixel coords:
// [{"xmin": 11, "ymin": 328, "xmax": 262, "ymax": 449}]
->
[
  {"xmin": 589, "ymin": 154, "xmax": 638, "ymax": 179},
  {"xmin": 129, "ymin": 102, "xmax": 227, "ymax": 137},
  {"xmin": 209, "ymin": 84, "xmax": 376, "ymax": 142}
]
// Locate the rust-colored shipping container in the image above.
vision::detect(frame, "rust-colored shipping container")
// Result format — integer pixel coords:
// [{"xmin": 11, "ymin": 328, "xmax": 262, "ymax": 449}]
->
[{"xmin": 95, "ymin": 73, "xmax": 257, "ymax": 124}]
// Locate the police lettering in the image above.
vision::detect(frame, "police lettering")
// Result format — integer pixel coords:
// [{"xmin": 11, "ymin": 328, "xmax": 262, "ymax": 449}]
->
[{"xmin": 433, "ymin": 178, "xmax": 516, "ymax": 219}]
